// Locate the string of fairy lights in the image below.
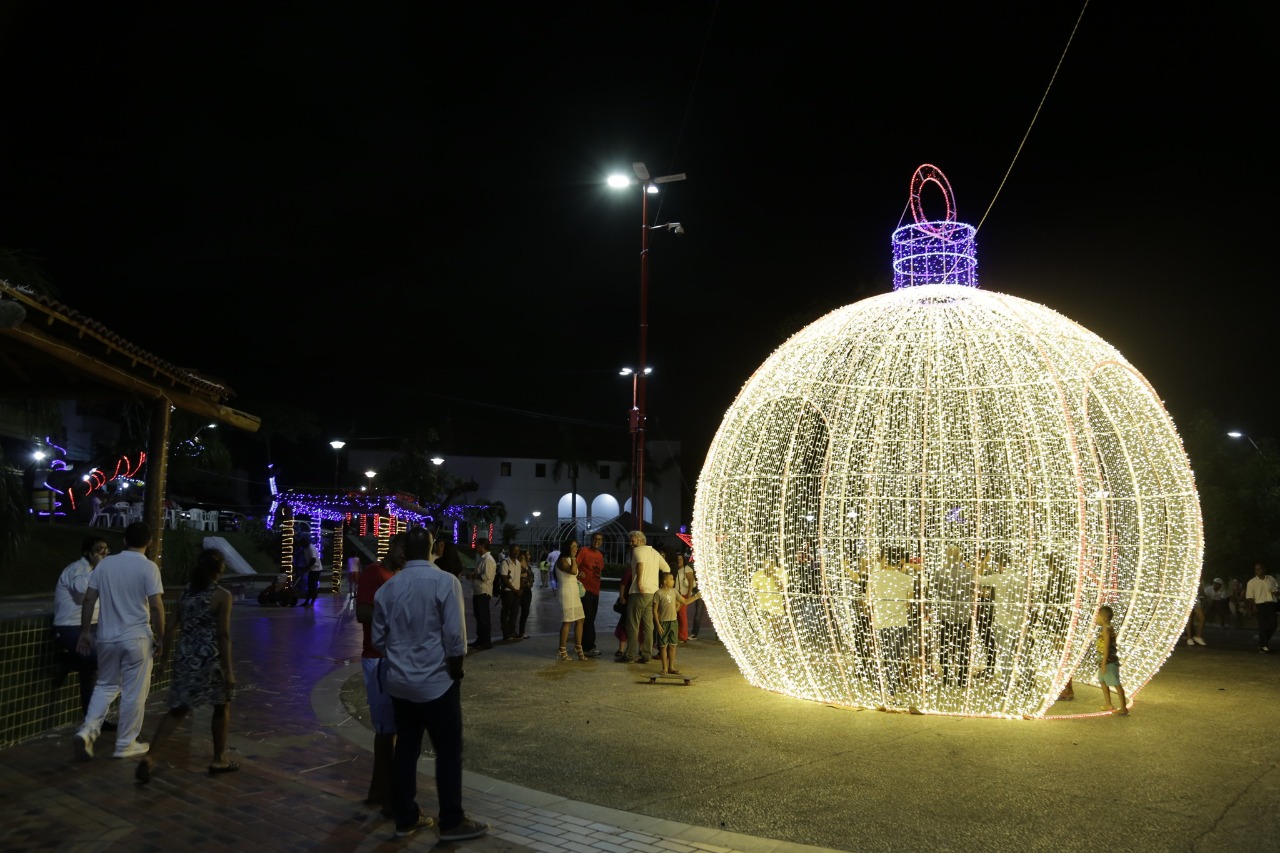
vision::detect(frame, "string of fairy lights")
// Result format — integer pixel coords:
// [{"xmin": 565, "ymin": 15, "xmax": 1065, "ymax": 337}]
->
[{"xmin": 691, "ymin": 165, "xmax": 1203, "ymax": 719}]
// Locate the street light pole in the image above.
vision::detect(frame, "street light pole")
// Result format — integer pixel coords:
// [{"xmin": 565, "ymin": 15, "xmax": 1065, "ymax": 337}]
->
[{"xmin": 611, "ymin": 161, "xmax": 685, "ymax": 530}]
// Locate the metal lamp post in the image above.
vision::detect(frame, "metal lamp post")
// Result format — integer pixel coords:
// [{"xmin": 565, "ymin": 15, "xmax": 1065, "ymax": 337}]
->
[{"xmin": 608, "ymin": 161, "xmax": 686, "ymax": 530}]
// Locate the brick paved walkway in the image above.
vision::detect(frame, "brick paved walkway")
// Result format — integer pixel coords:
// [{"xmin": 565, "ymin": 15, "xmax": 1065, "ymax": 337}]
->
[{"xmin": 0, "ymin": 586, "xmax": 820, "ymax": 853}]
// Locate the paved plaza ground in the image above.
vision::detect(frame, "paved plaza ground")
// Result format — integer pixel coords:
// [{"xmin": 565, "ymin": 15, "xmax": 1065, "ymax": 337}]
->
[{"xmin": 2, "ymin": 584, "xmax": 1278, "ymax": 852}]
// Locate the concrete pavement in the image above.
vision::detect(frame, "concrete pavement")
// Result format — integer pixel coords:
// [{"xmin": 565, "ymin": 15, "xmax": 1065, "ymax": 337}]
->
[{"xmin": 2, "ymin": 583, "xmax": 1279, "ymax": 852}]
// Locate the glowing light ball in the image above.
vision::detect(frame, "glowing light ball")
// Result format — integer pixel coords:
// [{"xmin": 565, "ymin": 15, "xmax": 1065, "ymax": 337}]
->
[{"xmin": 692, "ymin": 165, "xmax": 1202, "ymax": 718}]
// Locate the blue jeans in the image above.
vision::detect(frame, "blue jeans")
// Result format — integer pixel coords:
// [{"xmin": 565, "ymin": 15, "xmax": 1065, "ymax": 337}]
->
[{"xmin": 392, "ymin": 680, "xmax": 463, "ymax": 830}]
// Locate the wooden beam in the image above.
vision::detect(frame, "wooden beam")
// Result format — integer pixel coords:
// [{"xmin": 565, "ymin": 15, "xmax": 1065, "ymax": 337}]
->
[{"xmin": 0, "ymin": 323, "xmax": 260, "ymax": 432}]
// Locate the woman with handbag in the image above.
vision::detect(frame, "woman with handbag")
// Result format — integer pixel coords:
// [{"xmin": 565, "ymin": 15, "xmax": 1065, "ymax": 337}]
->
[{"xmin": 555, "ymin": 539, "xmax": 586, "ymax": 660}]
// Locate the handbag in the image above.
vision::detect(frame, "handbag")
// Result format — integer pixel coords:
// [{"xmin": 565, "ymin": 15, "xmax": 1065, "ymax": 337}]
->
[
  {"xmin": 578, "ymin": 579, "xmax": 587, "ymax": 598},
  {"xmin": 612, "ymin": 597, "xmax": 626, "ymax": 614}
]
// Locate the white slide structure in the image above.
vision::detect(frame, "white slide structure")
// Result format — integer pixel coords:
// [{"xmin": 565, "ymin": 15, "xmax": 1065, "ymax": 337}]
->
[{"xmin": 203, "ymin": 536, "xmax": 257, "ymax": 576}]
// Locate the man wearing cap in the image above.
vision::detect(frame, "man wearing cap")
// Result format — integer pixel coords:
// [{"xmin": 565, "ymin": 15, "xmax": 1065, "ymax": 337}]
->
[{"xmin": 1204, "ymin": 577, "xmax": 1231, "ymax": 631}]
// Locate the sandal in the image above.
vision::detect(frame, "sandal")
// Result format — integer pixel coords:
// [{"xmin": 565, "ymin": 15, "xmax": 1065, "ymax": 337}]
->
[
  {"xmin": 575, "ymin": 645, "xmax": 586, "ymax": 660},
  {"xmin": 557, "ymin": 647, "xmax": 570, "ymax": 661},
  {"xmin": 208, "ymin": 761, "xmax": 241, "ymax": 775}
]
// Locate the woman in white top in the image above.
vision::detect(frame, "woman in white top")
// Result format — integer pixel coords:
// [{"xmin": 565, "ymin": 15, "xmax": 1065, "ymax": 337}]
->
[{"xmin": 556, "ymin": 540, "xmax": 586, "ymax": 660}]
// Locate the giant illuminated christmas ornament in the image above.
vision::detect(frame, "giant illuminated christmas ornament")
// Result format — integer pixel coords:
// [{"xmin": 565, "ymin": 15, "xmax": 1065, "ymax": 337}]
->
[{"xmin": 692, "ymin": 164, "xmax": 1203, "ymax": 718}]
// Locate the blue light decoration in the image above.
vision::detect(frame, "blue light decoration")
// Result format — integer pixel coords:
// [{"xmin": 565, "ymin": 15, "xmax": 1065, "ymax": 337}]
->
[
  {"xmin": 891, "ymin": 164, "xmax": 978, "ymax": 290},
  {"xmin": 267, "ymin": 469, "xmax": 490, "ymax": 572},
  {"xmin": 692, "ymin": 164, "xmax": 1203, "ymax": 719}
]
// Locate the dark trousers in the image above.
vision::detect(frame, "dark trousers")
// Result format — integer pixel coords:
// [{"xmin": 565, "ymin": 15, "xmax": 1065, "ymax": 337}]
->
[
  {"xmin": 938, "ymin": 619, "xmax": 972, "ymax": 687},
  {"xmin": 975, "ymin": 604, "xmax": 996, "ymax": 669},
  {"xmin": 1257, "ymin": 601, "xmax": 1278, "ymax": 649},
  {"xmin": 391, "ymin": 681, "xmax": 463, "ymax": 831},
  {"xmin": 52, "ymin": 626, "xmax": 97, "ymax": 716},
  {"xmin": 518, "ymin": 588, "xmax": 532, "ymax": 635},
  {"xmin": 581, "ymin": 591, "xmax": 599, "ymax": 651},
  {"xmin": 472, "ymin": 594, "xmax": 492, "ymax": 647},
  {"xmin": 688, "ymin": 598, "xmax": 705, "ymax": 635},
  {"xmin": 304, "ymin": 571, "xmax": 321, "ymax": 603},
  {"xmin": 499, "ymin": 590, "xmax": 520, "ymax": 639}
]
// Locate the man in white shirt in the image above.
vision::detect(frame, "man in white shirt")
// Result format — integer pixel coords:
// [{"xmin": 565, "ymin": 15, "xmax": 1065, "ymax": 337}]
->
[
  {"xmin": 74, "ymin": 522, "xmax": 164, "ymax": 761},
  {"xmin": 621, "ymin": 530, "xmax": 670, "ymax": 663},
  {"xmin": 372, "ymin": 527, "xmax": 486, "ymax": 842},
  {"xmin": 496, "ymin": 546, "xmax": 522, "ymax": 641},
  {"xmin": 467, "ymin": 538, "xmax": 496, "ymax": 650},
  {"xmin": 1245, "ymin": 562, "xmax": 1279, "ymax": 653},
  {"xmin": 53, "ymin": 535, "xmax": 112, "ymax": 723}
]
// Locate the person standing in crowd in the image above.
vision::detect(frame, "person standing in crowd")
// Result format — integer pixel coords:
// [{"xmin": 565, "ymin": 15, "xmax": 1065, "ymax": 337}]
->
[
  {"xmin": 73, "ymin": 522, "xmax": 164, "ymax": 761},
  {"xmin": 435, "ymin": 535, "xmax": 464, "ymax": 577},
  {"xmin": 685, "ymin": 558, "xmax": 705, "ymax": 639},
  {"xmin": 373, "ymin": 527, "xmax": 487, "ymax": 842},
  {"xmin": 652, "ymin": 571, "xmax": 701, "ymax": 674},
  {"xmin": 135, "ymin": 549, "xmax": 238, "ymax": 783},
  {"xmin": 934, "ymin": 545, "xmax": 975, "ymax": 689},
  {"xmin": 673, "ymin": 552, "xmax": 695, "ymax": 642},
  {"xmin": 1245, "ymin": 562, "xmax": 1279, "ymax": 653},
  {"xmin": 621, "ymin": 530, "xmax": 670, "ymax": 664},
  {"xmin": 354, "ymin": 533, "xmax": 408, "ymax": 812},
  {"xmin": 496, "ymin": 546, "xmax": 522, "ymax": 641},
  {"xmin": 297, "ymin": 534, "xmax": 322, "ymax": 606},
  {"xmin": 1204, "ymin": 577, "xmax": 1231, "ymax": 630},
  {"xmin": 53, "ymin": 535, "xmax": 114, "ymax": 726},
  {"xmin": 613, "ymin": 565, "xmax": 634, "ymax": 658},
  {"xmin": 555, "ymin": 539, "xmax": 586, "ymax": 660},
  {"xmin": 537, "ymin": 548, "xmax": 551, "ymax": 588},
  {"xmin": 576, "ymin": 533, "xmax": 605, "ymax": 656},
  {"xmin": 467, "ymin": 538, "xmax": 495, "ymax": 650},
  {"xmin": 1095, "ymin": 605, "xmax": 1128, "ymax": 716},
  {"xmin": 517, "ymin": 549, "xmax": 534, "ymax": 639},
  {"xmin": 546, "ymin": 544, "xmax": 561, "ymax": 591}
]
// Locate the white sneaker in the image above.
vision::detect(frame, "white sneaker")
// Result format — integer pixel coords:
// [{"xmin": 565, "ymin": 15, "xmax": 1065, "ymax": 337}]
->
[
  {"xmin": 73, "ymin": 728, "xmax": 95, "ymax": 761},
  {"xmin": 112, "ymin": 741, "xmax": 150, "ymax": 759},
  {"xmin": 1193, "ymin": 637, "xmax": 1207, "ymax": 646},
  {"xmin": 1186, "ymin": 637, "xmax": 1194, "ymax": 646}
]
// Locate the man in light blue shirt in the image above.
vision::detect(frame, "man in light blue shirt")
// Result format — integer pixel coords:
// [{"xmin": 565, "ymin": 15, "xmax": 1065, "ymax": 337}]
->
[{"xmin": 372, "ymin": 527, "xmax": 486, "ymax": 842}]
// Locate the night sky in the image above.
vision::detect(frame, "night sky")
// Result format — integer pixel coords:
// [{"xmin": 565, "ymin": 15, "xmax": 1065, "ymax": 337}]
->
[{"xmin": 0, "ymin": 3, "xmax": 1273, "ymax": 496}]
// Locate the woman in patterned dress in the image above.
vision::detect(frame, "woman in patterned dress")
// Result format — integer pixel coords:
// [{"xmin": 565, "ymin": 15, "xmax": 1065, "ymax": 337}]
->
[{"xmin": 135, "ymin": 549, "xmax": 237, "ymax": 783}]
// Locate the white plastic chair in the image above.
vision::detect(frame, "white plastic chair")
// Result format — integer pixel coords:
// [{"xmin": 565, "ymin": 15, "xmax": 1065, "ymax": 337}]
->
[{"xmin": 185, "ymin": 508, "xmax": 206, "ymax": 530}]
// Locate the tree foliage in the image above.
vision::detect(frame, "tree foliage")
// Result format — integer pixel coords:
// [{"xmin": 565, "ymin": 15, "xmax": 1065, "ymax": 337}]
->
[{"xmin": 1180, "ymin": 409, "xmax": 1280, "ymax": 578}]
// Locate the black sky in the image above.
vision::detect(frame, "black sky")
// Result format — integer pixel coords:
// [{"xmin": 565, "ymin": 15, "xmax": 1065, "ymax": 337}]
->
[{"xmin": 0, "ymin": 2, "xmax": 1274, "ymax": 496}]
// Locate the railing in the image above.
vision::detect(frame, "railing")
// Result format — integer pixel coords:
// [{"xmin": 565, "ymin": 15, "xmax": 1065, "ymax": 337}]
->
[{"xmin": 0, "ymin": 606, "xmax": 173, "ymax": 749}]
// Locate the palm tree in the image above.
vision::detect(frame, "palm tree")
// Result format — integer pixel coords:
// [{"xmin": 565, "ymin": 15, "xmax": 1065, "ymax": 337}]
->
[
  {"xmin": 551, "ymin": 426, "xmax": 599, "ymax": 526},
  {"xmin": 465, "ymin": 501, "xmax": 507, "ymax": 545}
]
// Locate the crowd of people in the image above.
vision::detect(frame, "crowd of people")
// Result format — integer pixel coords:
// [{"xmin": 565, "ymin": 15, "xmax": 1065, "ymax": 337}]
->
[{"xmin": 57, "ymin": 520, "xmax": 1277, "ymax": 838}]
